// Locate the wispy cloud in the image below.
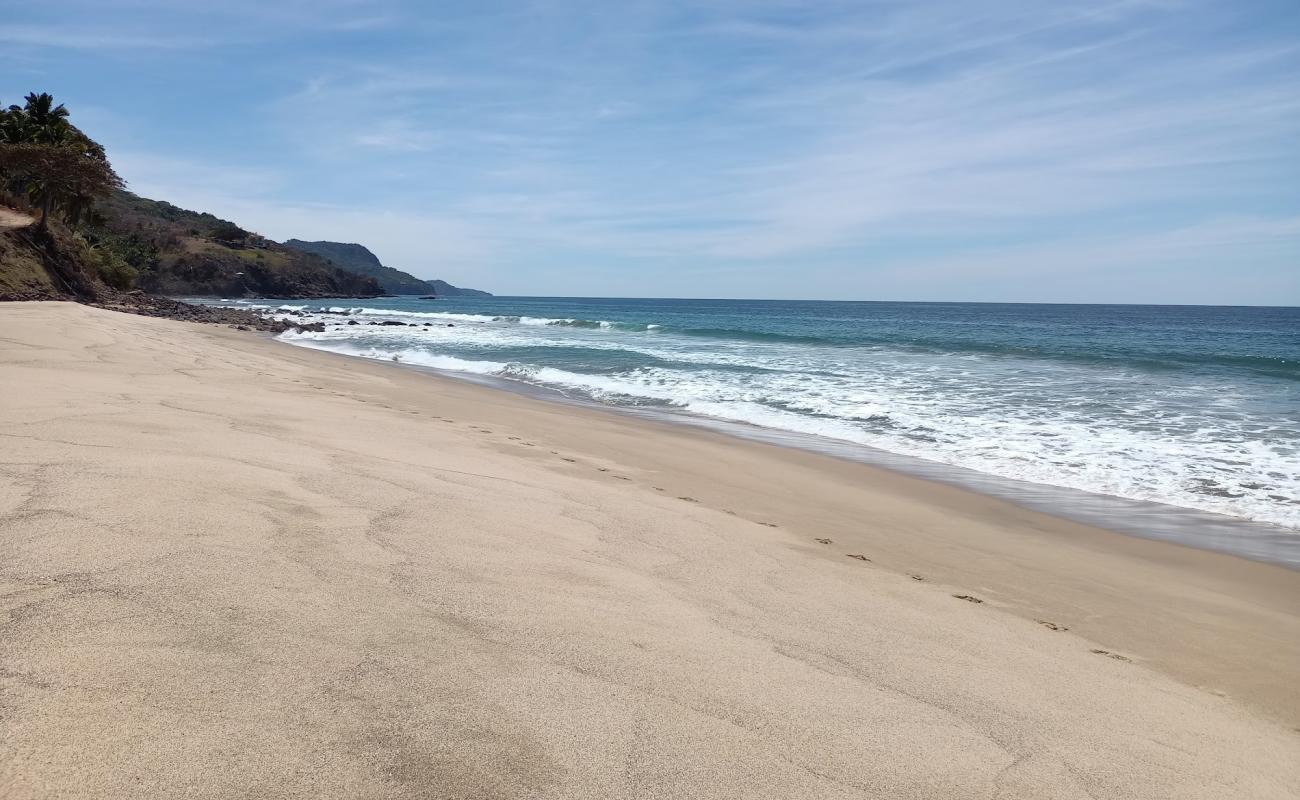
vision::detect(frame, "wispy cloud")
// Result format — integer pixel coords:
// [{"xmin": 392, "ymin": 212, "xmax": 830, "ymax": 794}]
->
[
  {"xmin": 353, "ymin": 120, "xmax": 441, "ymax": 153},
  {"xmin": 0, "ymin": 25, "xmax": 222, "ymax": 51},
  {"xmin": 0, "ymin": 1, "xmax": 408, "ymax": 53},
  {"xmin": 108, "ymin": 152, "xmax": 287, "ymax": 200}
]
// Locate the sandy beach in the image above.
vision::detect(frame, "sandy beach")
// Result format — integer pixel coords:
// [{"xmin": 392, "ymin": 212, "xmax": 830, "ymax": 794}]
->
[{"xmin": 2, "ymin": 301, "xmax": 1298, "ymax": 799}]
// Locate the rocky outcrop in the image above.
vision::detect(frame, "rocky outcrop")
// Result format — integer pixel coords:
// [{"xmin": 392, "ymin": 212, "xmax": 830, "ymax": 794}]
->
[{"xmin": 91, "ymin": 292, "xmax": 302, "ymax": 332}]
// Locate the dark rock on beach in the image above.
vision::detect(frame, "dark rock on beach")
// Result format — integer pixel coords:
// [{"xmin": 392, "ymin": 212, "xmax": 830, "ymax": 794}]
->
[{"xmin": 90, "ymin": 291, "xmax": 299, "ymax": 333}]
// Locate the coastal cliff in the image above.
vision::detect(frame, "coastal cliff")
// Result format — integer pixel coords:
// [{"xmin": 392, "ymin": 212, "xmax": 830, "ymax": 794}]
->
[
  {"xmin": 0, "ymin": 219, "xmax": 305, "ymax": 331},
  {"xmin": 0, "ymin": 193, "xmax": 383, "ymax": 302},
  {"xmin": 86, "ymin": 193, "xmax": 383, "ymax": 299}
]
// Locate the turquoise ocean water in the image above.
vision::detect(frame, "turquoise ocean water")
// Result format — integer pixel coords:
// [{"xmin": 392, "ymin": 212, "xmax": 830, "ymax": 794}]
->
[{"xmin": 216, "ymin": 296, "xmax": 1300, "ymax": 562}]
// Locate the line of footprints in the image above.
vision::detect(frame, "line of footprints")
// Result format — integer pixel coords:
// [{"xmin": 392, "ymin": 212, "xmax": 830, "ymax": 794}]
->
[
  {"xmin": 808, "ymin": 536, "xmax": 1132, "ymax": 664},
  {"xmin": 370, "ymin": 403, "xmax": 1134, "ymax": 668},
  {"xmin": 533, "ymin": 429, "xmax": 1133, "ymax": 666}
]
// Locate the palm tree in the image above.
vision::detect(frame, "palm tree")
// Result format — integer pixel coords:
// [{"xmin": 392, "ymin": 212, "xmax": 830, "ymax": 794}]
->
[
  {"xmin": 0, "ymin": 105, "xmax": 27, "ymax": 144},
  {"xmin": 0, "ymin": 93, "xmax": 121, "ymax": 231},
  {"xmin": 21, "ymin": 92, "xmax": 70, "ymax": 145}
]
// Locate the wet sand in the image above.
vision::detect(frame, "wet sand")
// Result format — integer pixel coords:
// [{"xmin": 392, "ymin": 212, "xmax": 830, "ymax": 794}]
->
[{"xmin": 2, "ymin": 302, "xmax": 1298, "ymax": 799}]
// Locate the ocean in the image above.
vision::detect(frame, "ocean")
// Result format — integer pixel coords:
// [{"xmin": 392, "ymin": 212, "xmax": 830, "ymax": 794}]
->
[{"xmin": 217, "ymin": 296, "xmax": 1300, "ymax": 560}]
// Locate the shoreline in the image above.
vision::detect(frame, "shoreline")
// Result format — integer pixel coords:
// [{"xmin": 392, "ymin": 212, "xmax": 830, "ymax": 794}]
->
[
  {"xmin": 301, "ymin": 337, "xmax": 1300, "ymax": 569},
  {"xmin": 239, "ymin": 294, "xmax": 1299, "ymax": 555},
  {"xmin": 229, "ymin": 326, "xmax": 1300, "ymax": 722},
  {"xmin": 3, "ymin": 302, "xmax": 1298, "ymax": 797}
]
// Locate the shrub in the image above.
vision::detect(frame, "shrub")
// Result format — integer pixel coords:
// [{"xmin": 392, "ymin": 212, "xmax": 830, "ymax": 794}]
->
[
  {"xmin": 210, "ymin": 222, "xmax": 249, "ymax": 243},
  {"xmin": 92, "ymin": 246, "xmax": 138, "ymax": 289}
]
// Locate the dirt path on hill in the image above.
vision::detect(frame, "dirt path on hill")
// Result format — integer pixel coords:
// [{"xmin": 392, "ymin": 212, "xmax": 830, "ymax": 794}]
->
[{"xmin": 0, "ymin": 206, "xmax": 35, "ymax": 229}]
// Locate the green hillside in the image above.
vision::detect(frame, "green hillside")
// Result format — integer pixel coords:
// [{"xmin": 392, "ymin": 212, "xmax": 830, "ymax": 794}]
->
[{"xmin": 83, "ymin": 193, "xmax": 383, "ymax": 298}]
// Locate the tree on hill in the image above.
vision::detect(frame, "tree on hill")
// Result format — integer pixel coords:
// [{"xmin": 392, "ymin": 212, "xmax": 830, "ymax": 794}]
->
[
  {"xmin": 0, "ymin": 93, "xmax": 123, "ymax": 231},
  {"xmin": 210, "ymin": 221, "xmax": 250, "ymax": 244},
  {"xmin": 0, "ymin": 144, "xmax": 123, "ymax": 232},
  {"xmin": 1, "ymin": 93, "xmax": 70, "ymax": 146},
  {"xmin": 19, "ymin": 93, "xmax": 70, "ymax": 145}
]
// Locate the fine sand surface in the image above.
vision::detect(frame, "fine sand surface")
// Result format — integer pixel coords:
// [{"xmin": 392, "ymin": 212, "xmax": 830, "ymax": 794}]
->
[{"xmin": 2, "ymin": 302, "xmax": 1298, "ymax": 800}]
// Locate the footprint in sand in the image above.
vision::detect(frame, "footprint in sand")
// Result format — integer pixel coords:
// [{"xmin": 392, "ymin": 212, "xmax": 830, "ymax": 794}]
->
[
  {"xmin": 814, "ymin": 538, "xmax": 832, "ymax": 545},
  {"xmin": 953, "ymin": 594, "xmax": 983, "ymax": 603},
  {"xmin": 561, "ymin": 457, "xmax": 577, "ymax": 463},
  {"xmin": 910, "ymin": 574, "xmax": 925, "ymax": 581},
  {"xmin": 846, "ymin": 554, "xmax": 871, "ymax": 562},
  {"xmin": 653, "ymin": 487, "xmax": 665, "ymax": 492},
  {"xmin": 758, "ymin": 521, "xmax": 778, "ymax": 528},
  {"xmin": 678, "ymin": 496, "xmax": 699, "ymax": 503},
  {"xmin": 597, "ymin": 467, "xmax": 609, "ymax": 472},
  {"xmin": 1090, "ymin": 649, "xmax": 1130, "ymax": 662},
  {"xmin": 1037, "ymin": 620, "xmax": 1069, "ymax": 631}
]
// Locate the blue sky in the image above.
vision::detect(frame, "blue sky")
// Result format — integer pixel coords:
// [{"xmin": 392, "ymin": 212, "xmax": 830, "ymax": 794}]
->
[{"xmin": 3, "ymin": 1, "xmax": 1298, "ymax": 303}]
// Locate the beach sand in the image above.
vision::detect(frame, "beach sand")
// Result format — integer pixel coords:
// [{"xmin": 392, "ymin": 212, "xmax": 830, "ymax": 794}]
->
[{"xmin": 2, "ymin": 301, "xmax": 1298, "ymax": 799}]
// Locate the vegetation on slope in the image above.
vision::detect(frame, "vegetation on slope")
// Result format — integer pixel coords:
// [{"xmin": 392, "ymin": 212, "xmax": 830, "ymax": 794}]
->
[
  {"xmin": 0, "ymin": 93, "xmax": 382, "ymax": 299},
  {"xmin": 83, "ymin": 192, "xmax": 382, "ymax": 298}
]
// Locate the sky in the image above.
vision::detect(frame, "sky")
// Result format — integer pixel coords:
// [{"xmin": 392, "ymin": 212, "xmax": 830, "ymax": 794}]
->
[{"xmin": 2, "ymin": 0, "xmax": 1298, "ymax": 303}]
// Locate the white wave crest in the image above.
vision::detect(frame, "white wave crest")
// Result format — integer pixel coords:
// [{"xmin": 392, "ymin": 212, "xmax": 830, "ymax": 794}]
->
[
  {"xmin": 267, "ymin": 313, "xmax": 1300, "ymax": 531},
  {"xmin": 352, "ymin": 308, "xmax": 498, "ymax": 323}
]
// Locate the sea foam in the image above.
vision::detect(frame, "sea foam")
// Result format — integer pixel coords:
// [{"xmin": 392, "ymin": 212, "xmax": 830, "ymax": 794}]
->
[{"xmin": 226, "ymin": 297, "xmax": 1300, "ymax": 533}]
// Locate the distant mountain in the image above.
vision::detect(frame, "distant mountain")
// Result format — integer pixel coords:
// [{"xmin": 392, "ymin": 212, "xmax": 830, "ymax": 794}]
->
[
  {"xmin": 423, "ymin": 279, "xmax": 492, "ymax": 298},
  {"xmin": 283, "ymin": 239, "xmax": 491, "ymax": 297},
  {"xmin": 281, "ymin": 240, "xmax": 427, "ymax": 295}
]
